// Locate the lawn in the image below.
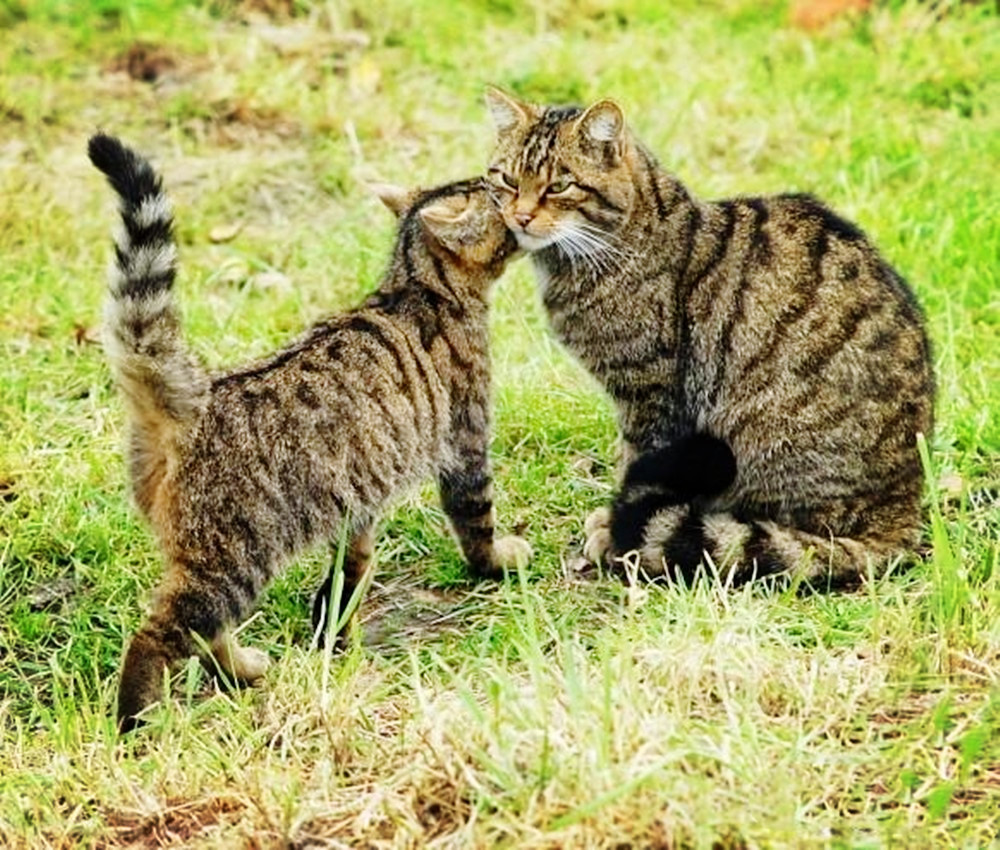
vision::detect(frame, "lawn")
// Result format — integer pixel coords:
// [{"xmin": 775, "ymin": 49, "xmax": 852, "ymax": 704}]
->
[{"xmin": 1, "ymin": 0, "xmax": 998, "ymax": 846}]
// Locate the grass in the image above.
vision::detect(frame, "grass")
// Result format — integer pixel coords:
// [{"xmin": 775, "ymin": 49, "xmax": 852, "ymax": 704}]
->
[{"xmin": 1, "ymin": 0, "xmax": 998, "ymax": 845}]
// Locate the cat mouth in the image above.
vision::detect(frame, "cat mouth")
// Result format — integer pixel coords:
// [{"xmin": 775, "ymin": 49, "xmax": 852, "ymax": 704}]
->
[{"xmin": 511, "ymin": 229, "xmax": 559, "ymax": 251}]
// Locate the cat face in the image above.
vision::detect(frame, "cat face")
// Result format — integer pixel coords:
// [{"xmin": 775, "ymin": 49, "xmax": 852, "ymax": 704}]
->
[
  {"xmin": 484, "ymin": 87, "xmax": 635, "ymax": 259},
  {"xmin": 374, "ymin": 179, "xmax": 519, "ymax": 272}
]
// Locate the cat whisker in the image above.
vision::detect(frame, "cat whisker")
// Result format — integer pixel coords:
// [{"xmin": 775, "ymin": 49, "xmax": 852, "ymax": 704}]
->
[
  {"xmin": 572, "ymin": 220, "xmax": 626, "ymax": 247},
  {"xmin": 554, "ymin": 224, "xmax": 627, "ymax": 277},
  {"xmin": 565, "ymin": 225, "xmax": 626, "ymax": 263}
]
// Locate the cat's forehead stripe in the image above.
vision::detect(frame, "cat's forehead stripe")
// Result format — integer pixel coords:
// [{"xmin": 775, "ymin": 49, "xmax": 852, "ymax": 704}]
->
[{"xmin": 519, "ymin": 105, "xmax": 582, "ymax": 172}]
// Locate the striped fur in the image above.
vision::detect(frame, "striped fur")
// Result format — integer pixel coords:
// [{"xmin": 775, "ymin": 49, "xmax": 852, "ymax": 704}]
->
[
  {"xmin": 485, "ymin": 89, "xmax": 934, "ymax": 587},
  {"xmin": 89, "ymin": 135, "xmax": 530, "ymax": 731}
]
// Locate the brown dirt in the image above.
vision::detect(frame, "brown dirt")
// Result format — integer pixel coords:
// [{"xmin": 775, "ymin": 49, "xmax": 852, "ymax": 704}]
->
[
  {"xmin": 98, "ymin": 796, "xmax": 248, "ymax": 849},
  {"xmin": 109, "ymin": 43, "xmax": 178, "ymax": 84}
]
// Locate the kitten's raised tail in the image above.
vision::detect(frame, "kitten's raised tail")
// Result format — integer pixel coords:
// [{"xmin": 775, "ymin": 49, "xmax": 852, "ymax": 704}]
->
[{"xmin": 88, "ymin": 134, "xmax": 207, "ymax": 437}]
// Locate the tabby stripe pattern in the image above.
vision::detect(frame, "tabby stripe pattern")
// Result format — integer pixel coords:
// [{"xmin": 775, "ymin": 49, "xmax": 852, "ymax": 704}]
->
[
  {"xmin": 486, "ymin": 90, "xmax": 934, "ymax": 586},
  {"xmin": 92, "ymin": 135, "xmax": 529, "ymax": 730}
]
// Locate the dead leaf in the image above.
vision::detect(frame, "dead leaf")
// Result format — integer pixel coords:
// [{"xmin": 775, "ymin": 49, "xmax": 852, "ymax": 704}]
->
[
  {"xmin": 789, "ymin": 0, "xmax": 872, "ymax": 29},
  {"xmin": 209, "ymin": 222, "xmax": 243, "ymax": 243},
  {"xmin": 570, "ymin": 455, "xmax": 597, "ymax": 476},
  {"xmin": 253, "ymin": 20, "xmax": 325, "ymax": 56},
  {"xmin": 938, "ymin": 471, "xmax": 964, "ymax": 498},
  {"xmin": 28, "ymin": 577, "xmax": 77, "ymax": 612},
  {"xmin": 217, "ymin": 258, "xmax": 250, "ymax": 286},
  {"xmin": 349, "ymin": 56, "xmax": 382, "ymax": 97}
]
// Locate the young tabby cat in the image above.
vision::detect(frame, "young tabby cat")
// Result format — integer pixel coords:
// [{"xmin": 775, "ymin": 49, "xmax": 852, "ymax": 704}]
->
[
  {"xmin": 484, "ymin": 88, "xmax": 934, "ymax": 585},
  {"xmin": 88, "ymin": 134, "xmax": 530, "ymax": 731}
]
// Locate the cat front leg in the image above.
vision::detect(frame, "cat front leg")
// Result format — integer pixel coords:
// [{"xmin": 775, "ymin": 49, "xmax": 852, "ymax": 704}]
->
[
  {"xmin": 582, "ymin": 506, "xmax": 613, "ymax": 565},
  {"xmin": 581, "ymin": 435, "xmax": 637, "ymax": 565},
  {"xmin": 439, "ymin": 450, "xmax": 531, "ymax": 580}
]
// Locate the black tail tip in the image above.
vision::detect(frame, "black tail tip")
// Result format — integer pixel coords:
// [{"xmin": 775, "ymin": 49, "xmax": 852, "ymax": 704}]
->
[
  {"xmin": 87, "ymin": 132, "xmax": 161, "ymax": 206},
  {"xmin": 87, "ymin": 132, "xmax": 129, "ymax": 175}
]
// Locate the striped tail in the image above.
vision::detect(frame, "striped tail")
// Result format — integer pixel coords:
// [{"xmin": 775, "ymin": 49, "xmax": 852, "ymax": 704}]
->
[
  {"xmin": 625, "ymin": 504, "xmax": 896, "ymax": 588},
  {"xmin": 88, "ymin": 134, "xmax": 207, "ymax": 437},
  {"xmin": 599, "ymin": 434, "xmax": 902, "ymax": 587}
]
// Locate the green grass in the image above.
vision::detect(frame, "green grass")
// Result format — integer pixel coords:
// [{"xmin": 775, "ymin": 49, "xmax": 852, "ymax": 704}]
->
[{"xmin": 1, "ymin": 0, "xmax": 998, "ymax": 845}]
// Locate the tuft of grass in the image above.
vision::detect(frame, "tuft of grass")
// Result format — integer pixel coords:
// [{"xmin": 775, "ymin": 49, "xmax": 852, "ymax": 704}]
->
[{"xmin": 1, "ymin": 0, "xmax": 998, "ymax": 846}]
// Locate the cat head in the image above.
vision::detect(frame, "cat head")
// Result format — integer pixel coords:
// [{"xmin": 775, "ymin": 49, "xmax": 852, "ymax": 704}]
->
[
  {"xmin": 373, "ymin": 178, "xmax": 518, "ymax": 275},
  {"xmin": 484, "ymin": 87, "xmax": 636, "ymax": 258}
]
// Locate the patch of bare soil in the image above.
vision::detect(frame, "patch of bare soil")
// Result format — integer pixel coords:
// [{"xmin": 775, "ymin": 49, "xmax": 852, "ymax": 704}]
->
[
  {"xmin": 211, "ymin": 100, "xmax": 303, "ymax": 144},
  {"xmin": 98, "ymin": 796, "xmax": 248, "ymax": 849},
  {"xmin": 358, "ymin": 570, "xmax": 495, "ymax": 650},
  {"xmin": 836, "ymin": 690, "xmax": 1000, "ymax": 820},
  {"xmin": 0, "ymin": 476, "xmax": 17, "ymax": 503},
  {"xmin": 237, "ymin": 0, "xmax": 299, "ymax": 18},
  {"xmin": 294, "ymin": 774, "xmax": 474, "ymax": 847}
]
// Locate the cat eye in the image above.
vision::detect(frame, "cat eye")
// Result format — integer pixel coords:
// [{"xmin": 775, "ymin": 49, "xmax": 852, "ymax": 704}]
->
[
  {"xmin": 487, "ymin": 168, "xmax": 517, "ymax": 192},
  {"xmin": 547, "ymin": 178, "xmax": 575, "ymax": 195}
]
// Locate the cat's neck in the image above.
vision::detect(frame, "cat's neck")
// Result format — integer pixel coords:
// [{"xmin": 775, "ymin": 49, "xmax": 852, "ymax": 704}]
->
[
  {"xmin": 629, "ymin": 141, "xmax": 699, "ymax": 238},
  {"xmin": 377, "ymin": 238, "xmax": 491, "ymax": 313}
]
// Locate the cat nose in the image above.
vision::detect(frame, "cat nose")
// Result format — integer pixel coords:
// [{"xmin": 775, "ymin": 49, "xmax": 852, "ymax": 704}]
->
[{"xmin": 514, "ymin": 212, "xmax": 533, "ymax": 228}]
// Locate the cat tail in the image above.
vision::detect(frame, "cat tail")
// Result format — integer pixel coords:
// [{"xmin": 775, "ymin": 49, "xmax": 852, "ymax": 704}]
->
[
  {"xmin": 88, "ymin": 134, "xmax": 208, "ymax": 441},
  {"xmin": 601, "ymin": 436, "xmax": 898, "ymax": 587},
  {"xmin": 611, "ymin": 503, "xmax": 898, "ymax": 588}
]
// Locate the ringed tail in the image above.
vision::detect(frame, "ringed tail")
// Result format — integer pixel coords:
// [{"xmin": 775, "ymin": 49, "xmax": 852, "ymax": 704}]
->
[
  {"xmin": 623, "ymin": 503, "xmax": 901, "ymax": 588},
  {"xmin": 88, "ymin": 133, "xmax": 207, "ymax": 433},
  {"xmin": 608, "ymin": 435, "xmax": 901, "ymax": 586}
]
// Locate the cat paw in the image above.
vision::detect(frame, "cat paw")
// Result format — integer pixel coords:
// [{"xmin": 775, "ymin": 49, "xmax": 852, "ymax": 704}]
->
[
  {"xmin": 493, "ymin": 534, "xmax": 533, "ymax": 570},
  {"xmin": 583, "ymin": 506, "xmax": 612, "ymax": 537},
  {"xmin": 211, "ymin": 633, "xmax": 271, "ymax": 682},
  {"xmin": 229, "ymin": 645, "xmax": 271, "ymax": 682},
  {"xmin": 582, "ymin": 506, "xmax": 612, "ymax": 565}
]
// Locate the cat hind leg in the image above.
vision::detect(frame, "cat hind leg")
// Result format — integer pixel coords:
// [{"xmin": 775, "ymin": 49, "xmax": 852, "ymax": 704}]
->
[
  {"xmin": 312, "ymin": 525, "xmax": 376, "ymax": 650},
  {"xmin": 117, "ymin": 570, "xmax": 250, "ymax": 732},
  {"xmin": 209, "ymin": 627, "xmax": 271, "ymax": 682}
]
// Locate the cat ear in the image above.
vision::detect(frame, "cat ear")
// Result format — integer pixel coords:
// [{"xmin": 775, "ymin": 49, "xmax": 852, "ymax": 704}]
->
[
  {"xmin": 418, "ymin": 201, "xmax": 469, "ymax": 227},
  {"xmin": 369, "ymin": 182, "xmax": 414, "ymax": 217},
  {"xmin": 576, "ymin": 99, "xmax": 625, "ymax": 145},
  {"xmin": 418, "ymin": 201, "xmax": 474, "ymax": 245},
  {"xmin": 485, "ymin": 86, "xmax": 532, "ymax": 133}
]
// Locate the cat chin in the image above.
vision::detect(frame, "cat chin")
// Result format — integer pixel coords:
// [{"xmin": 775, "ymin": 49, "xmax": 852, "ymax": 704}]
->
[{"xmin": 512, "ymin": 231, "xmax": 558, "ymax": 251}]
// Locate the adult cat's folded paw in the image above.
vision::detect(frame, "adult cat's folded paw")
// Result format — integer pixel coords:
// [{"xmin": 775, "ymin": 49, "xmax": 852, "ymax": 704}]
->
[{"xmin": 582, "ymin": 506, "xmax": 613, "ymax": 565}]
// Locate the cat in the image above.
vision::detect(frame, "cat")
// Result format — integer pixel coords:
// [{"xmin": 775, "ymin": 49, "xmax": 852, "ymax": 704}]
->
[
  {"xmin": 88, "ymin": 133, "xmax": 531, "ymax": 731},
  {"xmin": 483, "ymin": 87, "xmax": 934, "ymax": 586}
]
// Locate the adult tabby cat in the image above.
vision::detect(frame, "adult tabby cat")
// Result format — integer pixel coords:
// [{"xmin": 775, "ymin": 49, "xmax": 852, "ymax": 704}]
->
[
  {"xmin": 484, "ymin": 88, "xmax": 933, "ymax": 585},
  {"xmin": 89, "ymin": 134, "xmax": 530, "ymax": 731}
]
